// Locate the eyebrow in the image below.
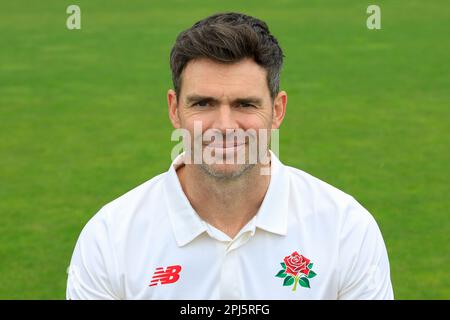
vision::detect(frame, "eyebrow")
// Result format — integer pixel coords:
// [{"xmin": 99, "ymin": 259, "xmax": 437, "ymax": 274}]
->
[{"xmin": 184, "ymin": 94, "xmax": 263, "ymax": 106}]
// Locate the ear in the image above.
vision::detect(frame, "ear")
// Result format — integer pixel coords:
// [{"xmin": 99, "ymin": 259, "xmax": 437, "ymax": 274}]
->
[
  {"xmin": 272, "ymin": 90, "xmax": 287, "ymax": 129},
  {"xmin": 168, "ymin": 89, "xmax": 181, "ymax": 129}
]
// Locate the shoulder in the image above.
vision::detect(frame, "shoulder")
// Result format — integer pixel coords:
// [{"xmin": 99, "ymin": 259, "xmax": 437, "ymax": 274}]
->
[
  {"xmin": 78, "ymin": 171, "xmax": 169, "ymax": 242},
  {"xmin": 283, "ymin": 164, "xmax": 376, "ymax": 229},
  {"xmin": 103, "ymin": 172, "xmax": 167, "ymax": 218}
]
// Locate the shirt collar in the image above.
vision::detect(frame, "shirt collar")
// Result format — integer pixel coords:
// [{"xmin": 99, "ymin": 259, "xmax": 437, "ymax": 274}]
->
[
  {"xmin": 164, "ymin": 150, "xmax": 289, "ymax": 247},
  {"xmin": 254, "ymin": 151, "xmax": 289, "ymax": 236}
]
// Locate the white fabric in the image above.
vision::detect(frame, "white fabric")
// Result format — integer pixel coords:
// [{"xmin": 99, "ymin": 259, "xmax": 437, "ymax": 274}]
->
[{"xmin": 67, "ymin": 151, "xmax": 394, "ymax": 299}]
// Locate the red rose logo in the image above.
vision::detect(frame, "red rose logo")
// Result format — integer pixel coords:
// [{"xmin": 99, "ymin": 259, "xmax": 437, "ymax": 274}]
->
[
  {"xmin": 275, "ymin": 250, "xmax": 317, "ymax": 291},
  {"xmin": 284, "ymin": 251, "xmax": 311, "ymax": 277}
]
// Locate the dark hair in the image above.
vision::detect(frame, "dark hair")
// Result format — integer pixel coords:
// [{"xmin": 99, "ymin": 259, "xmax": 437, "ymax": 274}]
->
[{"xmin": 170, "ymin": 12, "xmax": 284, "ymax": 100}]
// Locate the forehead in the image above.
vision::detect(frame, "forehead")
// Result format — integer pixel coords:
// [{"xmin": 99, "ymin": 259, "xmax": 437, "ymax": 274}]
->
[{"xmin": 180, "ymin": 58, "xmax": 270, "ymax": 98}]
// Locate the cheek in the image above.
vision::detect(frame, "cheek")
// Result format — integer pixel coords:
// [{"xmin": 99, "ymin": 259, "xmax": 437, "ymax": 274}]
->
[
  {"xmin": 179, "ymin": 115, "xmax": 217, "ymax": 144},
  {"xmin": 179, "ymin": 110, "xmax": 215, "ymax": 130},
  {"xmin": 238, "ymin": 112, "xmax": 273, "ymax": 130}
]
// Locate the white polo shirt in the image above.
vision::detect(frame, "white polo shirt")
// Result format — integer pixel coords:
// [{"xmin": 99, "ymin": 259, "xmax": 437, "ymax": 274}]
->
[{"xmin": 66, "ymin": 151, "xmax": 394, "ymax": 300}]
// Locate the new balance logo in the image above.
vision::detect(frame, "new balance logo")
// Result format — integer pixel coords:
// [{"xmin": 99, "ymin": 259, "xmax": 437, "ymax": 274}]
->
[{"xmin": 149, "ymin": 265, "xmax": 182, "ymax": 287}]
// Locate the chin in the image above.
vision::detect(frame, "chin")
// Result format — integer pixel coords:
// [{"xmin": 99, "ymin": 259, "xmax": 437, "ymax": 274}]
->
[{"xmin": 199, "ymin": 163, "xmax": 255, "ymax": 180}]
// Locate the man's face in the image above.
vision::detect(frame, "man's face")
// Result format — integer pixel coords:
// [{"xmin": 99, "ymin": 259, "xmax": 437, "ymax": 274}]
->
[{"xmin": 168, "ymin": 57, "xmax": 286, "ymax": 179}]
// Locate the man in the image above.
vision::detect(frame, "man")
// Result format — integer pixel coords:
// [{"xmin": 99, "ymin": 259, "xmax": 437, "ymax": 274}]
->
[{"xmin": 67, "ymin": 12, "xmax": 394, "ymax": 299}]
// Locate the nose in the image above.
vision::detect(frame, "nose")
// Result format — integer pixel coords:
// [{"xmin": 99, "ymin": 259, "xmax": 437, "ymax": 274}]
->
[{"xmin": 211, "ymin": 104, "xmax": 239, "ymax": 133}]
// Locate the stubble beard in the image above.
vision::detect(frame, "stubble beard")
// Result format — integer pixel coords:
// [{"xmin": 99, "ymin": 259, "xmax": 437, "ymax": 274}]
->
[{"xmin": 198, "ymin": 161, "xmax": 256, "ymax": 181}]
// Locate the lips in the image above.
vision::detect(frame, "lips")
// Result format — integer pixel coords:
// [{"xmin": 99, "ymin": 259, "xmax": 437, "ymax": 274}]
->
[{"xmin": 205, "ymin": 142, "xmax": 246, "ymax": 148}]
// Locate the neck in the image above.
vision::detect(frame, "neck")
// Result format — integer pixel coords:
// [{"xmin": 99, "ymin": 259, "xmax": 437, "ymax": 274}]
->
[{"xmin": 176, "ymin": 162, "xmax": 271, "ymax": 239}]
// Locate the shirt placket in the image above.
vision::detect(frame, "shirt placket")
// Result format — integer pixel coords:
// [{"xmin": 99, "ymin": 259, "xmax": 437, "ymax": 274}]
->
[{"xmin": 218, "ymin": 227, "xmax": 255, "ymax": 299}]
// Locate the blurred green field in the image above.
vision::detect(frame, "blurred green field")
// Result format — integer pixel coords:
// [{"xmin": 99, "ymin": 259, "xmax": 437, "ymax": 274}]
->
[{"xmin": 0, "ymin": 0, "xmax": 448, "ymax": 299}]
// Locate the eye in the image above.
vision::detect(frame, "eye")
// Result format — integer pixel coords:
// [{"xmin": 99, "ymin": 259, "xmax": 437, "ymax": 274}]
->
[
  {"xmin": 239, "ymin": 103, "xmax": 255, "ymax": 108},
  {"xmin": 193, "ymin": 100, "xmax": 209, "ymax": 107}
]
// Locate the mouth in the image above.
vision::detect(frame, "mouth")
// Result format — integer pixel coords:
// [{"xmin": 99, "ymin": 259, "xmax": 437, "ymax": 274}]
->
[
  {"xmin": 204, "ymin": 141, "xmax": 246, "ymax": 149},
  {"xmin": 202, "ymin": 141, "xmax": 247, "ymax": 158}
]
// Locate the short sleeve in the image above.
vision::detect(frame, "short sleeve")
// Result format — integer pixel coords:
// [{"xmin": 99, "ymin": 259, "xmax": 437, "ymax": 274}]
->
[
  {"xmin": 66, "ymin": 206, "xmax": 121, "ymax": 300},
  {"xmin": 337, "ymin": 198, "xmax": 394, "ymax": 300}
]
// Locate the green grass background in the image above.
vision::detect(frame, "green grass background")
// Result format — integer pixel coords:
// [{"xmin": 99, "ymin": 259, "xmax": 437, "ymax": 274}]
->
[{"xmin": 0, "ymin": 0, "xmax": 448, "ymax": 299}]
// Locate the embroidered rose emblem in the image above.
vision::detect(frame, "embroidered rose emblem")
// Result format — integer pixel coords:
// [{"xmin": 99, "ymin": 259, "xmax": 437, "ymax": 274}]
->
[
  {"xmin": 284, "ymin": 251, "xmax": 311, "ymax": 277},
  {"xmin": 275, "ymin": 251, "xmax": 317, "ymax": 291}
]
